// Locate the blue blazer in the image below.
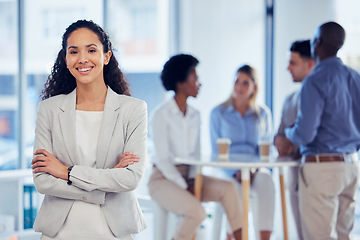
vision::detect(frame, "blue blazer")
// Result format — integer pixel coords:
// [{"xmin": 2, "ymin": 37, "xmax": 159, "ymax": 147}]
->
[{"xmin": 33, "ymin": 87, "xmax": 148, "ymax": 238}]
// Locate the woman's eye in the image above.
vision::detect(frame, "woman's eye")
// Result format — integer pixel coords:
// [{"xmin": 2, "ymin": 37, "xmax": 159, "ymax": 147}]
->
[
  {"xmin": 69, "ymin": 51, "xmax": 77, "ymax": 54},
  {"xmin": 89, "ymin": 49, "xmax": 96, "ymax": 53}
]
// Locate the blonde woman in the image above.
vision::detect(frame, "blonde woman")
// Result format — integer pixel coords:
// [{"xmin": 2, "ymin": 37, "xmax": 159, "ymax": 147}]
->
[{"xmin": 210, "ymin": 65, "xmax": 275, "ymax": 240}]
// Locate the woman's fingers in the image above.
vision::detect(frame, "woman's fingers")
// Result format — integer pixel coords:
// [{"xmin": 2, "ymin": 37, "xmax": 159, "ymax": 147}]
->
[
  {"xmin": 119, "ymin": 153, "xmax": 139, "ymax": 162},
  {"xmin": 32, "ymin": 166, "xmax": 47, "ymax": 174},
  {"xmin": 114, "ymin": 153, "xmax": 140, "ymax": 168},
  {"xmin": 114, "ymin": 160, "xmax": 134, "ymax": 168},
  {"xmin": 31, "ymin": 149, "xmax": 68, "ymax": 179},
  {"xmin": 31, "ymin": 155, "xmax": 47, "ymax": 165},
  {"xmin": 119, "ymin": 152, "xmax": 139, "ymax": 161},
  {"xmin": 34, "ymin": 149, "xmax": 50, "ymax": 156},
  {"xmin": 31, "ymin": 159, "xmax": 47, "ymax": 169}
]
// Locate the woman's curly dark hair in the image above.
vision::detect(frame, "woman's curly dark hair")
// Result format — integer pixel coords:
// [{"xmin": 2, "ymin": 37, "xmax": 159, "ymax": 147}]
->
[
  {"xmin": 161, "ymin": 54, "xmax": 199, "ymax": 92},
  {"xmin": 41, "ymin": 19, "xmax": 130, "ymax": 100}
]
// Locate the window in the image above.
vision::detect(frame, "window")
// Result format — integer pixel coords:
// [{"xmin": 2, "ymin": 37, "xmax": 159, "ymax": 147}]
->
[
  {"xmin": 106, "ymin": 0, "xmax": 170, "ymax": 117},
  {"xmin": 0, "ymin": 0, "xmax": 103, "ymax": 170},
  {"xmin": 0, "ymin": 0, "xmax": 171, "ymax": 170},
  {"xmin": 0, "ymin": 0, "xmax": 18, "ymax": 170},
  {"xmin": 336, "ymin": 0, "xmax": 360, "ymax": 72},
  {"xmin": 106, "ymin": 0, "xmax": 170, "ymax": 73}
]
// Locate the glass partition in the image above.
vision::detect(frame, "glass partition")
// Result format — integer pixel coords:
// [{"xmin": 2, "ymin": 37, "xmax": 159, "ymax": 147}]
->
[
  {"xmin": 0, "ymin": 0, "xmax": 18, "ymax": 170},
  {"xmin": 106, "ymin": 0, "xmax": 169, "ymax": 73}
]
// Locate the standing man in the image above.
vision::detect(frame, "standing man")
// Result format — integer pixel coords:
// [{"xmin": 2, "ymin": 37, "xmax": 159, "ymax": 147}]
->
[
  {"xmin": 274, "ymin": 39, "xmax": 315, "ymax": 240},
  {"xmin": 285, "ymin": 21, "xmax": 360, "ymax": 240}
]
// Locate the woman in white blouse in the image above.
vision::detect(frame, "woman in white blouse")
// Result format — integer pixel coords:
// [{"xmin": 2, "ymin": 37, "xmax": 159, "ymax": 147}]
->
[
  {"xmin": 31, "ymin": 20, "xmax": 147, "ymax": 239},
  {"xmin": 148, "ymin": 54, "xmax": 242, "ymax": 240}
]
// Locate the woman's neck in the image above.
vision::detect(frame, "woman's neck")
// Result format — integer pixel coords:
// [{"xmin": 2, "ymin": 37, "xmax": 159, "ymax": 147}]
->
[
  {"xmin": 174, "ymin": 93, "xmax": 188, "ymax": 116},
  {"xmin": 233, "ymin": 98, "xmax": 250, "ymax": 117},
  {"xmin": 76, "ymin": 83, "xmax": 108, "ymax": 111}
]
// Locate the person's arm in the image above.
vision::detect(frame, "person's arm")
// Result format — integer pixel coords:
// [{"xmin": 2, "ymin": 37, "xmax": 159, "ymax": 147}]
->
[
  {"xmin": 274, "ymin": 96, "xmax": 295, "ymax": 156},
  {"xmin": 265, "ymin": 104, "xmax": 294, "ymax": 156},
  {"xmin": 285, "ymin": 79, "xmax": 324, "ymax": 145},
  {"xmin": 67, "ymin": 101, "xmax": 148, "ymax": 193},
  {"xmin": 150, "ymin": 109, "xmax": 188, "ymax": 189},
  {"xmin": 32, "ymin": 101, "xmax": 105, "ymax": 204},
  {"xmin": 275, "ymin": 96, "xmax": 290, "ymax": 137},
  {"xmin": 187, "ymin": 112, "xmax": 201, "ymax": 179}
]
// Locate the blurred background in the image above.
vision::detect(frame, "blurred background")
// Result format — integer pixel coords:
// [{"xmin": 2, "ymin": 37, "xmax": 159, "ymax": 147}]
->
[{"xmin": 1, "ymin": 0, "xmax": 360, "ymax": 239}]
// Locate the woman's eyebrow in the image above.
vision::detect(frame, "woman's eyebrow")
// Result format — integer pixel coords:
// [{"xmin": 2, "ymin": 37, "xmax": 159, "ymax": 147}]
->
[
  {"xmin": 86, "ymin": 43, "xmax": 98, "ymax": 48},
  {"xmin": 67, "ymin": 44, "xmax": 98, "ymax": 50}
]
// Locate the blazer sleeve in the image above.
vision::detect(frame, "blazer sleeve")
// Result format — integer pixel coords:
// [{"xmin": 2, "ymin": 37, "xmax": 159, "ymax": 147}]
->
[
  {"xmin": 33, "ymin": 101, "xmax": 106, "ymax": 204},
  {"xmin": 69, "ymin": 100, "xmax": 148, "ymax": 193}
]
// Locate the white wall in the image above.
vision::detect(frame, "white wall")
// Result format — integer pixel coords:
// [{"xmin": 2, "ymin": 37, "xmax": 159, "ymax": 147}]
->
[
  {"xmin": 178, "ymin": 0, "xmax": 339, "ymax": 154},
  {"xmin": 178, "ymin": 0, "xmax": 265, "ymax": 154},
  {"xmin": 273, "ymin": 0, "xmax": 336, "ymax": 129}
]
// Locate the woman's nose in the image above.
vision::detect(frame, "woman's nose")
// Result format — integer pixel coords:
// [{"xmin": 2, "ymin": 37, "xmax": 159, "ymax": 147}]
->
[
  {"xmin": 78, "ymin": 53, "xmax": 89, "ymax": 64},
  {"xmin": 236, "ymin": 82, "xmax": 242, "ymax": 90}
]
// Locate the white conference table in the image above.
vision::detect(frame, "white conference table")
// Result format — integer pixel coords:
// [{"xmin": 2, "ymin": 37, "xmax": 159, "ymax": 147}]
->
[{"xmin": 175, "ymin": 154, "xmax": 299, "ymax": 240}]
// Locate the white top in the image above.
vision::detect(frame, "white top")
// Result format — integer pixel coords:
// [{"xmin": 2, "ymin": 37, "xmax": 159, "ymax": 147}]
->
[
  {"xmin": 43, "ymin": 110, "xmax": 120, "ymax": 240},
  {"xmin": 150, "ymin": 98, "xmax": 200, "ymax": 189}
]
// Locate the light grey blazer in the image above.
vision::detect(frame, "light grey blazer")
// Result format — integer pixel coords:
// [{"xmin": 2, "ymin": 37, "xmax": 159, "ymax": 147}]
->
[{"xmin": 32, "ymin": 87, "xmax": 148, "ymax": 238}]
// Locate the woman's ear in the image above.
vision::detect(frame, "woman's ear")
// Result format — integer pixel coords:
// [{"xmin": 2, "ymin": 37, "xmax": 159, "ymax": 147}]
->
[{"xmin": 104, "ymin": 50, "xmax": 112, "ymax": 65}]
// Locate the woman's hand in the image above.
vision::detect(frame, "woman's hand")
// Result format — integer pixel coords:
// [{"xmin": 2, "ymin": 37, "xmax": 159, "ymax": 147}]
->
[
  {"xmin": 31, "ymin": 149, "xmax": 68, "ymax": 180},
  {"xmin": 114, "ymin": 152, "xmax": 139, "ymax": 168}
]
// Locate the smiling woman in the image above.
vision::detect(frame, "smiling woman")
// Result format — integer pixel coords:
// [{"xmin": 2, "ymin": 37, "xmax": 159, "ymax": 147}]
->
[
  {"xmin": 65, "ymin": 29, "xmax": 111, "ymax": 92},
  {"xmin": 31, "ymin": 20, "xmax": 148, "ymax": 240},
  {"xmin": 40, "ymin": 20, "xmax": 130, "ymax": 100}
]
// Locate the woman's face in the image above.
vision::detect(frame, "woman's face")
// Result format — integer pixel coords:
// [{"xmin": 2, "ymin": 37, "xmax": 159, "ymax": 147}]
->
[
  {"xmin": 232, "ymin": 71, "xmax": 256, "ymax": 101},
  {"xmin": 177, "ymin": 67, "xmax": 201, "ymax": 98},
  {"xmin": 65, "ymin": 28, "xmax": 111, "ymax": 87}
]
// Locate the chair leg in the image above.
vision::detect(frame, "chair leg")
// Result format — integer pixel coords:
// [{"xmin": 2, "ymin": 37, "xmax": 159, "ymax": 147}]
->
[
  {"xmin": 167, "ymin": 212, "xmax": 178, "ymax": 240},
  {"xmin": 212, "ymin": 203, "xmax": 224, "ymax": 240},
  {"xmin": 154, "ymin": 204, "xmax": 168, "ymax": 240}
]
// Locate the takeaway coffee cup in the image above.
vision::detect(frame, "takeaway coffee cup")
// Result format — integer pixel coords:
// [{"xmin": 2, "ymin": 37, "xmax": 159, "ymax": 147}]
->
[
  {"xmin": 217, "ymin": 138, "xmax": 231, "ymax": 161},
  {"xmin": 259, "ymin": 140, "xmax": 271, "ymax": 161}
]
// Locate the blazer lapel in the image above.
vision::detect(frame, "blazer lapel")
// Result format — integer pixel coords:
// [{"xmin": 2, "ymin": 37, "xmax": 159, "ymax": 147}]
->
[
  {"xmin": 59, "ymin": 89, "xmax": 77, "ymax": 165},
  {"xmin": 96, "ymin": 87, "xmax": 120, "ymax": 168}
]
